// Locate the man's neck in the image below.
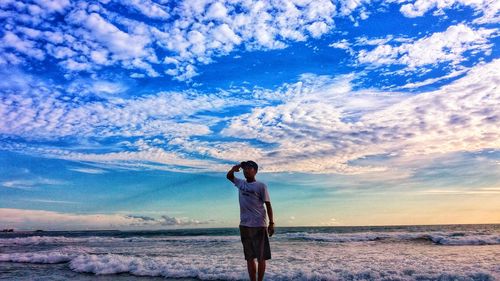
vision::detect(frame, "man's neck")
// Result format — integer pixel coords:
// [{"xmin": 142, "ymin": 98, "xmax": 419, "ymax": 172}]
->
[{"xmin": 245, "ymin": 177, "xmax": 256, "ymax": 183}]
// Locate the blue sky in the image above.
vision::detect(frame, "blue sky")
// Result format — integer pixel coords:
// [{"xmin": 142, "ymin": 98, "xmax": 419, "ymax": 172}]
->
[{"xmin": 0, "ymin": 0, "xmax": 499, "ymax": 230}]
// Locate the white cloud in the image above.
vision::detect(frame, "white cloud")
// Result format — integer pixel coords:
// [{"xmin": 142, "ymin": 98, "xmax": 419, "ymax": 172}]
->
[
  {"xmin": 154, "ymin": 0, "xmax": 339, "ymax": 79},
  {"xmin": 0, "ymin": 0, "xmax": 369, "ymax": 80},
  {"xmin": 89, "ymin": 49, "xmax": 110, "ymax": 64},
  {"xmin": 1, "ymin": 178, "xmax": 66, "ymax": 189},
  {"xmin": 4, "ymin": 60, "xmax": 498, "ymax": 175},
  {"xmin": 329, "ymin": 39, "xmax": 351, "ymax": 50},
  {"xmin": 13, "ymin": 0, "xmax": 493, "ymax": 81},
  {"xmin": 399, "ymin": 67, "xmax": 469, "ymax": 89},
  {"xmin": 307, "ymin": 21, "xmax": 330, "ymax": 38},
  {"xmin": 338, "ymin": 0, "xmax": 370, "ymax": 16},
  {"xmin": 329, "ymin": 39, "xmax": 355, "ymax": 55},
  {"xmin": 0, "ymin": 31, "xmax": 45, "ymax": 60},
  {"xmin": 159, "ymin": 215, "xmax": 208, "ymax": 226},
  {"xmin": 166, "ymin": 137, "xmax": 267, "ymax": 164},
  {"xmin": 47, "ymin": 45, "xmax": 76, "ymax": 59},
  {"xmin": 357, "ymin": 24, "xmax": 497, "ymax": 70},
  {"xmin": 2, "ymin": 141, "xmax": 229, "ymax": 173},
  {"xmin": 1, "ymin": 2, "xmax": 160, "ymax": 76},
  {"xmin": 0, "ymin": 208, "xmax": 208, "ymax": 230},
  {"xmin": 34, "ymin": 0, "xmax": 71, "ymax": 13},
  {"xmin": 416, "ymin": 187, "xmax": 500, "ymax": 195},
  {"xmin": 0, "ymin": 73, "xmax": 241, "ymax": 139},
  {"xmin": 219, "ymin": 59, "xmax": 500, "ymax": 174},
  {"xmin": 60, "ymin": 59, "xmax": 93, "ymax": 71},
  {"xmin": 205, "ymin": 1, "xmax": 227, "ymax": 20},
  {"xmin": 320, "ymin": 217, "xmax": 341, "ymax": 226},
  {"xmin": 1, "ymin": 49, "xmax": 498, "ymax": 177},
  {"xmin": 69, "ymin": 168, "xmax": 108, "ymax": 174},
  {"xmin": 91, "ymin": 81, "xmax": 127, "ymax": 95},
  {"xmin": 22, "ymin": 199, "xmax": 79, "ymax": 204},
  {"xmin": 398, "ymin": 0, "xmax": 499, "ymax": 23},
  {"xmin": 80, "ymin": 12, "xmax": 149, "ymax": 58},
  {"xmin": 121, "ymin": 0, "xmax": 170, "ymax": 19},
  {"xmin": 355, "ymin": 35, "xmax": 397, "ymax": 46},
  {"xmin": 2, "ymin": 60, "xmax": 499, "ymax": 176}
]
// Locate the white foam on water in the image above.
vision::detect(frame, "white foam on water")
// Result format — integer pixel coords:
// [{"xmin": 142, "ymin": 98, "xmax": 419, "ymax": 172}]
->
[
  {"xmin": 1, "ymin": 230, "xmax": 498, "ymax": 246},
  {"xmin": 69, "ymin": 253, "xmax": 246, "ymax": 280},
  {"xmin": 0, "ymin": 244, "xmax": 497, "ymax": 280},
  {"xmin": 0, "ymin": 235, "xmax": 239, "ymax": 245},
  {"xmin": 0, "ymin": 246, "xmax": 90, "ymax": 264},
  {"xmin": 67, "ymin": 253, "xmax": 498, "ymax": 281},
  {"xmin": 281, "ymin": 231, "xmax": 387, "ymax": 242},
  {"xmin": 0, "ymin": 235, "xmax": 123, "ymax": 245},
  {"xmin": 280, "ymin": 231, "xmax": 500, "ymax": 245},
  {"xmin": 425, "ymin": 234, "xmax": 500, "ymax": 245}
]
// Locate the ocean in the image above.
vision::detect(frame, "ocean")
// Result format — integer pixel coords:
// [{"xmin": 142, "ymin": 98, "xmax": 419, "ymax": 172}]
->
[{"xmin": 0, "ymin": 224, "xmax": 498, "ymax": 280}]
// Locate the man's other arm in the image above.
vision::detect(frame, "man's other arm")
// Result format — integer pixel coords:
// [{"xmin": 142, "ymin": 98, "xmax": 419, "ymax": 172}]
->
[
  {"xmin": 265, "ymin": 201, "xmax": 274, "ymax": 237},
  {"xmin": 226, "ymin": 164, "xmax": 241, "ymax": 183}
]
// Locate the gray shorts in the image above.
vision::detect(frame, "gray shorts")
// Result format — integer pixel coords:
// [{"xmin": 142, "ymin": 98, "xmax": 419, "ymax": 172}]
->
[{"xmin": 239, "ymin": 225, "xmax": 271, "ymax": 261}]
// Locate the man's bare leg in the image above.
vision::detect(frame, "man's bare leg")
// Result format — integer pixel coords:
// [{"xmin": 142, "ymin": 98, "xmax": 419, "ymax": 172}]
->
[
  {"xmin": 247, "ymin": 259, "xmax": 257, "ymax": 281},
  {"xmin": 257, "ymin": 259, "xmax": 266, "ymax": 281}
]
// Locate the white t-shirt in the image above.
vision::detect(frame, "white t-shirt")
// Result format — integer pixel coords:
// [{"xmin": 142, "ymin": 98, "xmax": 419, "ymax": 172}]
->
[{"xmin": 233, "ymin": 177, "xmax": 271, "ymax": 227}]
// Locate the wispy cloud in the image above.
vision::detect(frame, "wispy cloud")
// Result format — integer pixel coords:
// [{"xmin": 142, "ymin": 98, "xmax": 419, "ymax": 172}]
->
[
  {"xmin": 319, "ymin": 217, "xmax": 341, "ymax": 226},
  {"xmin": 416, "ymin": 187, "xmax": 500, "ymax": 195},
  {"xmin": 69, "ymin": 168, "xmax": 108, "ymax": 174},
  {"xmin": 399, "ymin": 67, "xmax": 469, "ymax": 89},
  {"xmin": 1, "ymin": 178, "xmax": 66, "ymax": 189},
  {"xmin": 21, "ymin": 199, "xmax": 79, "ymax": 204}
]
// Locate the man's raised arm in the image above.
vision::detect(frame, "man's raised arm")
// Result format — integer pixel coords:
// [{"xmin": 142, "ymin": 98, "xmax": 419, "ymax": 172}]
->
[{"xmin": 226, "ymin": 164, "xmax": 241, "ymax": 183}]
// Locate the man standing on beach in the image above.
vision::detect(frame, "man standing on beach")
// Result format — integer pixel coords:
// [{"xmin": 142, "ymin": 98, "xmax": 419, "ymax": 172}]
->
[{"xmin": 226, "ymin": 161, "xmax": 274, "ymax": 281}]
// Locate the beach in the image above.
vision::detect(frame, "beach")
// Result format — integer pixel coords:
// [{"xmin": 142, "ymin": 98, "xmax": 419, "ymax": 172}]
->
[{"xmin": 0, "ymin": 224, "xmax": 499, "ymax": 280}]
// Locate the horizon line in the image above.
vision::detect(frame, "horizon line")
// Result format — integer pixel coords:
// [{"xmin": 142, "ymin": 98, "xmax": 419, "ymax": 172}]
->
[{"xmin": 4, "ymin": 222, "xmax": 499, "ymax": 233}]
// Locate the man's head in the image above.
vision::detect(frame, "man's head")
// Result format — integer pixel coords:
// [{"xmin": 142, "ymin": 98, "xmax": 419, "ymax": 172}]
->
[{"xmin": 240, "ymin": 160, "xmax": 258, "ymax": 179}]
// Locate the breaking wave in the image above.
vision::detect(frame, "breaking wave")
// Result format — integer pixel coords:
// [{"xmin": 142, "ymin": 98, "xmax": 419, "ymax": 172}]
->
[
  {"xmin": 0, "ymin": 235, "xmax": 239, "ymax": 245},
  {"xmin": 1, "ymin": 250, "xmax": 496, "ymax": 281},
  {"xmin": 281, "ymin": 231, "xmax": 500, "ymax": 245}
]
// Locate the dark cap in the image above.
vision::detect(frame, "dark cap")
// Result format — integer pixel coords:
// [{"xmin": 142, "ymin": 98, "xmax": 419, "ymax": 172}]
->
[{"xmin": 241, "ymin": 160, "xmax": 258, "ymax": 171}]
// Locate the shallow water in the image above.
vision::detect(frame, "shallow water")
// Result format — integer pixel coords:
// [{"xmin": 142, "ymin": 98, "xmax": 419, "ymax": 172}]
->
[{"xmin": 1, "ymin": 224, "xmax": 499, "ymax": 280}]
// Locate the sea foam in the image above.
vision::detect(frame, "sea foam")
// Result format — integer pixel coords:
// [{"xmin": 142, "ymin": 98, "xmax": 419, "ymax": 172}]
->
[
  {"xmin": 0, "ymin": 246, "xmax": 89, "ymax": 264},
  {"xmin": 0, "ymin": 244, "xmax": 497, "ymax": 280},
  {"xmin": 281, "ymin": 231, "xmax": 500, "ymax": 245},
  {"xmin": 0, "ymin": 235, "xmax": 239, "ymax": 245}
]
